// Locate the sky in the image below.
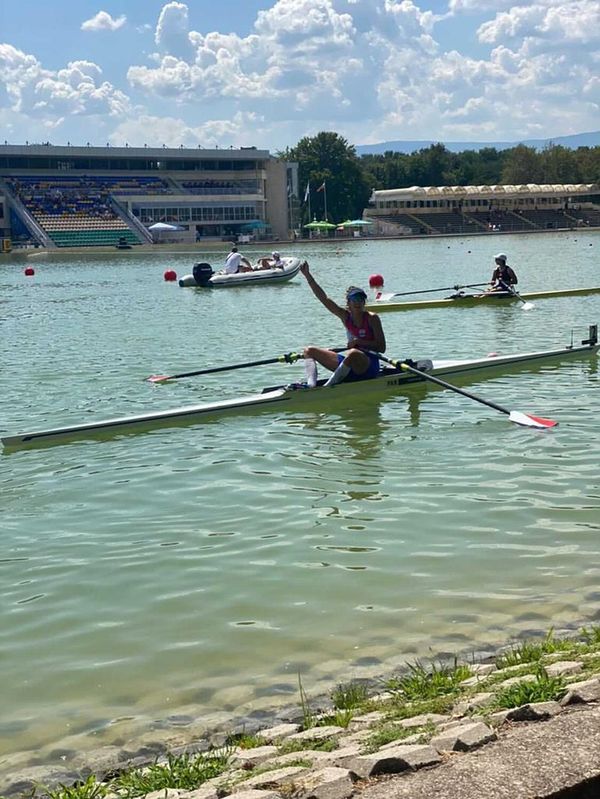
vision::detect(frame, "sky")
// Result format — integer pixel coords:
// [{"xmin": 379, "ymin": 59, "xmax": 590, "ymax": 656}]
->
[{"xmin": 0, "ymin": 0, "xmax": 598, "ymax": 153}]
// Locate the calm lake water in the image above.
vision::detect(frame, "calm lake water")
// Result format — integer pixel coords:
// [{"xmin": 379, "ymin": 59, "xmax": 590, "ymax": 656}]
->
[{"xmin": 1, "ymin": 232, "xmax": 599, "ymax": 778}]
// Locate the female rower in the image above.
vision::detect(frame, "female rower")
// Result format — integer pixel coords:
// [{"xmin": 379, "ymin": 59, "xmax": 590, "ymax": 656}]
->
[
  {"xmin": 299, "ymin": 261, "xmax": 386, "ymax": 387},
  {"xmin": 490, "ymin": 253, "xmax": 518, "ymax": 292}
]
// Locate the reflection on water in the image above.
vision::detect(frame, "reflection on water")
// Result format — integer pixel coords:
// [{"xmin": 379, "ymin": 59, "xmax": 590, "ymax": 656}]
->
[{"xmin": 1, "ymin": 233, "xmax": 600, "ymax": 777}]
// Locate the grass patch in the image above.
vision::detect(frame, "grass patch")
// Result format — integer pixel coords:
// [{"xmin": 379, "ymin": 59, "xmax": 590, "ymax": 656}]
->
[
  {"xmin": 44, "ymin": 776, "xmax": 109, "ymax": 799},
  {"xmin": 385, "ymin": 659, "xmax": 471, "ymax": 701},
  {"xmin": 581, "ymin": 625, "xmax": 600, "ymax": 645},
  {"xmin": 331, "ymin": 681, "xmax": 370, "ymax": 710},
  {"xmin": 316, "ymin": 708, "xmax": 355, "ymax": 729},
  {"xmin": 114, "ymin": 749, "xmax": 231, "ymax": 797},
  {"xmin": 490, "ymin": 666, "xmax": 566, "ymax": 710},
  {"xmin": 496, "ymin": 629, "xmax": 572, "ymax": 669},
  {"xmin": 226, "ymin": 732, "xmax": 266, "ymax": 749},
  {"xmin": 361, "ymin": 722, "xmax": 433, "ymax": 754},
  {"xmin": 383, "ymin": 694, "xmax": 456, "ymax": 720},
  {"xmin": 278, "ymin": 737, "xmax": 339, "ymax": 755}
]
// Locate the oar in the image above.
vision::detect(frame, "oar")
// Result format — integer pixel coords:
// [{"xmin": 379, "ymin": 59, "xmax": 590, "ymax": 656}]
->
[
  {"xmin": 147, "ymin": 347, "xmax": 346, "ymax": 383},
  {"xmin": 371, "ymin": 352, "xmax": 557, "ymax": 429},
  {"xmin": 500, "ymin": 280, "xmax": 535, "ymax": 311},
  {"xmin": 377, "ymin": 282, "xmax": 489, "ymax": 301}
]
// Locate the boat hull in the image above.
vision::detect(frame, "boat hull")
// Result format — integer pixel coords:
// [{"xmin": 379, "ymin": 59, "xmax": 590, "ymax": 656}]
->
[
  {"xmin": 179, "ymin": 257, "xmax": 301, "ymax": 288},
  {"xmin": 368, "ymin": 286, "xmax": 600, "ymax": 312},
  {"xmin": 3, "ymin": 339, "xmax": 598, "ymax": 450}
]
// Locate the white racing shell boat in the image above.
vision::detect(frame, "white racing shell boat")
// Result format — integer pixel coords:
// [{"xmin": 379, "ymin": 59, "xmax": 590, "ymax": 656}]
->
[
  {"xmin": 178, "ymin": 257, "xmax": 301, "ymax": 288},
  {"xmin": 3, "ymin": 326, "xmax": 597, "ymax": 450},
  {"xmin": 368, "ymin": 286, "xmax": 600, "ymax": 313}
]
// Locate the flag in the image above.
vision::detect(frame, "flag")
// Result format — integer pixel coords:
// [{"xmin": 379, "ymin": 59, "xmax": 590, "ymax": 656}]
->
[
  {"xmin": 316, "ymin": 181, "xmax": 326, "ymax": 193},
  {"xmin": 303, "ymin": 181, "xmax": 310, "ymax": 202}
]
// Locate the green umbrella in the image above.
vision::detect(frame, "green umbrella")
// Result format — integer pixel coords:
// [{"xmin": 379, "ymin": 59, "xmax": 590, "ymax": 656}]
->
[{"xmin": 304, "ymin": 220, "xmax": 337, "ymax": 230}]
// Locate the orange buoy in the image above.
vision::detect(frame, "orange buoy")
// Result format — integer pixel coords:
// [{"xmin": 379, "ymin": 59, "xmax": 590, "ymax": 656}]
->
[
  {"xmin": 369, "ymin": 273, "xmax": 384, "ymax": 288},
  {"xmin": 24, "ymin": 267, "xmax": 35, "ymax": 276},
  {"xmin": 163, "ymin": 269, "xmax": 177, "ymax": 282}
]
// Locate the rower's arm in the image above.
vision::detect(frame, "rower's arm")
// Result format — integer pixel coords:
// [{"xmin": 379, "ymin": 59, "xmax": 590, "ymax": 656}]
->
[{"xmin": 300, "ymin": 262, "xmax": 345, "ymax": 319}]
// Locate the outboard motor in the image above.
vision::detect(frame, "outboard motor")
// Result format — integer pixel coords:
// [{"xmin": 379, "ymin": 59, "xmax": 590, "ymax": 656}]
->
[{"xmin": 192, "ymin": 262, "xmax": 214, "ymax": 286}]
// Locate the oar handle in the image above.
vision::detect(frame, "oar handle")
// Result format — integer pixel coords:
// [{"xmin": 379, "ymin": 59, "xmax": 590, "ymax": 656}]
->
[
  {"xmin": 372, "ymin": 352, "xmax": 510, "ymax": 416},
  {"xmin": 388, "ymin": 282, "xmax": 489, "ymax": 298}
]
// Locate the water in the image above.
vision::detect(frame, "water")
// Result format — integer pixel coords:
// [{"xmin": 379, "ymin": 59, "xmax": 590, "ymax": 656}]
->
[{"xmin": 1, "ymin": 232, "xmax": 599, "ymax": 776}]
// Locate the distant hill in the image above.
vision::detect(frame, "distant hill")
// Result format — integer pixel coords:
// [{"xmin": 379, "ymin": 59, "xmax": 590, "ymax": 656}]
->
[{"xmin": 356, "ymin": 131, "xmax": 600, "ymax": 156}]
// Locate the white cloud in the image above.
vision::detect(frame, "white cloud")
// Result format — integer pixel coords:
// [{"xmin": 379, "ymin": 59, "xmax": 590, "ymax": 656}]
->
[
  {"xmin": 81, "ymin": 11, "xmax": 126, "ymax": 32},
  {"xmin": 0, "ymin": 44, "xmax": 131, "ymax": 119},
  {"xmin": 2, "ymin": 0, "xmax": 599, "ymax": 148}
]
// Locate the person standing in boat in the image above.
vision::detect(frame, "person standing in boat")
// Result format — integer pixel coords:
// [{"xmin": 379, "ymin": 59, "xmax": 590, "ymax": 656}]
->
[
  {"xmin": 489, "ymin": 253, "xmax": 518, "ymax": 292},
  {"xmin": 299, "ymin": 261, "xmax": 386, "ymax": 387}
]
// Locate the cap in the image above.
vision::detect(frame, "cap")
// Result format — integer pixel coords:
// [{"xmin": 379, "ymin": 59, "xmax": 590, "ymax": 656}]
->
[
  {"xmin": 272, "ymin": 251, "xmax": 280, "ymax": 258},
  {"xmin": 346, "ymin": 286, "xmax": 367, "ymax": 302},
  {"xmin": 494, "ymin": 252, "xmax": 507, "ymax": 261}
]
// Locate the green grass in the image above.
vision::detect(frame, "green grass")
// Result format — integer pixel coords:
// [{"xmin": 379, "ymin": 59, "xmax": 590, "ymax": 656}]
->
[
  {"xmin": 44, "ymin": 776, "xmax": 109, "ymax": 799},
  {"xmin": 226, "ymin": 732, "xmax": 266, "ymax": 749},
  {"xmin": 361, "ymin": 722, "xmax": 433, "ymax": 754},
  {"xmin": 490, "ymin": 666, "xmax": 566, "ymax": 710},
  {"xmin": 331, "ymin": 680, "xmax": 370, "ymax": 710},
  {"xmin": 495, "ymin": 629, "xmax": 572, "ymax": 668},
  {"xmin": 278, "ymin": 737, "xmax": 339, "ymax": 755},
  {"xmin": 581, "ymin": 625, "xmax": 600, "ymax": 645},
  {"xmin": 113, "ymin": 749, "xmax": 231, "ymax": 797},
  {"xmin": 385, "ymin": 659, "xmax": 471, "ymax": 701}
]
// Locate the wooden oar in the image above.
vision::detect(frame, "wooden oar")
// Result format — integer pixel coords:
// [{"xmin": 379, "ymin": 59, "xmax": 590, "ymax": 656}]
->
[
  {"xmin": 379, "ymin": 282, "xmax": 489, "ymax": 300},
  {"xmin": 372, "ymin": 352, "xmax": 557, "ymax": 429},
  {"xmin": 499, "ymin": 280, "xmax": 535, "ymax": 310},
  {"xmin": 147, "ymin": 347, "xmax": 346, "ymax": 383}
]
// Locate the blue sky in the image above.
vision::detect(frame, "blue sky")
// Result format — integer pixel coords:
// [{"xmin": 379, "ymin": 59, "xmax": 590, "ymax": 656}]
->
[{"xmin": 0, "ymin": 0, "xmax": 598, "ymax": 152}]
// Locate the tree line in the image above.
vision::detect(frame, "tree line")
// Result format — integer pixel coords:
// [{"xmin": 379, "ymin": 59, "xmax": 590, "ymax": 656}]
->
[{"xmin": 280, "ymin": 133, "xmax": 600, "ymax": 225}]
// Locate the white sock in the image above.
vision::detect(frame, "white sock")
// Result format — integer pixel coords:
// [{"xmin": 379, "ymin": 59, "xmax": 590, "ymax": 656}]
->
[
  {"xmin": 324, "ymin": 362, "xmax": 350, "ymax": 387},
  {"xmin": 304, "ymin": 358, "xmax": 318, "ymax": 388}
]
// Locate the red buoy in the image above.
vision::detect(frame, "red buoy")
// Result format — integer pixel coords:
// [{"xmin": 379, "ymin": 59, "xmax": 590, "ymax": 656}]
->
[
  {"xmin": 24, "ymin": 267, "xmax": 35, "ymax": 276},
  {"xmin": 369, "ymin": 273, "xmax": 384, "ymax": 288},
  {"xmin": 163, "ymin": 269, "xmax": 177, "ymax": 282}
]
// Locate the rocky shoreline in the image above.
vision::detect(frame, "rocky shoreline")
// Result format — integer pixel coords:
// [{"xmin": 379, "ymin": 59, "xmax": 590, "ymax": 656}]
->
[{"xmin": 3, "ymin": 631, "xmax": 600, "ymax": 799}]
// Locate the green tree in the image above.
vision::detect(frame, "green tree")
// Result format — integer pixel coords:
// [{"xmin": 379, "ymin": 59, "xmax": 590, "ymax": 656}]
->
[
  {"xmin": 281, "ymin": 132, "xmax": 371, "ymax": 225},
  {"xmin": 501, "ymin": 144, "xmax": 543, "ymax": 183},
  {"xmin": 540, "ymin": 144, "xmax": 581, "ymax": 182}
]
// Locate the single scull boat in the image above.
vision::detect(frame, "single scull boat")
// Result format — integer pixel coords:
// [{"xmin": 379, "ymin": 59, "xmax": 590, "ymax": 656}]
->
[
  {"xmin": 368, "ymin": 286, "xmax": 600, "ymax": 313},
  {"xmin": 3, "ymin": 326, "xmax": 597, "ymax": 450}
]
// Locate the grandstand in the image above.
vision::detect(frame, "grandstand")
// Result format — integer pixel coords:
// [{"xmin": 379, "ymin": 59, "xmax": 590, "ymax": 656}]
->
[
  {"xmin": 0, "ymin": 144, "xmax": 295, "ymax": 249},
  {"xmin": 367, "ymin": 184, "xmax": 600, "ymax": 236}
]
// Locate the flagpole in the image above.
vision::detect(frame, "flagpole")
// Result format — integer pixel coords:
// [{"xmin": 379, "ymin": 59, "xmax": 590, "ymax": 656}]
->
[{"xmin": 324, "ymin": 182, "xmax": 328, "ymax": 221}]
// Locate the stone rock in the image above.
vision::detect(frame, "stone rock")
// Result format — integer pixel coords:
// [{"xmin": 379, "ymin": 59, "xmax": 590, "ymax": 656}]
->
[
  {"xmin": 143, "ymin": 790, "xmax": 181, "ymax": 799},
  {"xmin": 0, "ymin": 766, "xmax": 80, "ymax": 799},
  {"xmin": 469, "ymin": 664, "xmax": 496, "ymax": 677},
  {"xmin": 560, "ymin": 677, "xmax": 600, "ymax": 705},
  {"xmin": 505, "ymin": 701, "xmax": 563, "ymax": 721},
  {"xmin": 488, "ymin": 710, "xmax": 511, "ymax": 727},
  {"xmin": 336, "ymin": 744, "xmax": 441, "ymax": 777},
  {"xmin": 497, "ymin": 673, "xmax": 537, "ymax": 688},
  {"xmin": 261, "ymin": 750, "xmax": 333, "ymax": 769},
  {"xmin": 296, "ymin": 766, "xmax": 356, "ymax": 799},
  {"xmin": 544, "ymin": 661, "xmax": 583, "ymax": 678},
  {"xmin": 181, "ymin": 785, "xmax": 221, "ymax": 799},
  {"xmin": 430, "ymin": 722, "xmax": 496, "ymax": 753},
  {"xmin": 286, "ymin": 726, "xmax": 344, "ymax": 743},
  {"xmin": 347, "ymin": 711, "xmax": 386, "ymax": 731},
  {"xmin": 223, "ymin": 791, "xmax": 281, "ymax": 799},
  {"xmin": 233, "ymin": 765, "xmax": 309, "ymax": 791},
  {"xmin": 255, "ymin": 723, "xmax": 301, "ymax": 743},
  {"xmin": 398, "ymin": 713, "xmax": 449, "ymax": 729},
  {"xmin": 66, "ymin": 745, "xmax": 126, "ymax": 775},
  {"xmin": 453, "ymin": 692, "xmax": 494, "ymax": 715},
  {"xmin": 232, "ymin": 746, "xmax": 279, "ymax": 767}
]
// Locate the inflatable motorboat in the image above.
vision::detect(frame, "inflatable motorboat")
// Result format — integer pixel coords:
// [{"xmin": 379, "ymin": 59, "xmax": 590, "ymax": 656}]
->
[{"xmin": 178, "ymin": 257, "xmax": 302, "ymax": 288}]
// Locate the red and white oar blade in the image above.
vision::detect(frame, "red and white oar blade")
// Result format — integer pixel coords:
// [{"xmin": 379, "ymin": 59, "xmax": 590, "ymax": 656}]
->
[
  {"xmin": 147, "ymin": 375, "xmax": 170, "ymax": 383},
  {"xmin": 509, "ymin": 411, "xmax": 558, "ymax": 429}
]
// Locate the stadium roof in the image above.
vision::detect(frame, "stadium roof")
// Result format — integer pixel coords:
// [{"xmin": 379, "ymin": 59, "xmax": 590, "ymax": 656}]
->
[{"xmin": 371, "ymin": 183, "xmax": 599, "ymax": 201}]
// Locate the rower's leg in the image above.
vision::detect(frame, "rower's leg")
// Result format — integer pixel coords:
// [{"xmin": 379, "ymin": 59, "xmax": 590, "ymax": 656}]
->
[{"xmin": 304, "ymin": 358, "xmax": 318, "ymax": 388}]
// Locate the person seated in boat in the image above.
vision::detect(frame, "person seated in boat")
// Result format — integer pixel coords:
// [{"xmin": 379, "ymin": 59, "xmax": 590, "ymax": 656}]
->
[
  {"xmin": 489, "ymin": 253, "xmax": 518, "ymax": 292},
  {"xmin": 298, "ymin": 261, "xmax": 386, "ymax": 388},
  {"xmin": 223, "ymin": 246, "xmax": 252, "ymax": 274},
  {"xmin": 256, "ymin": 251, "xmax": 284, "ymax": 270}
]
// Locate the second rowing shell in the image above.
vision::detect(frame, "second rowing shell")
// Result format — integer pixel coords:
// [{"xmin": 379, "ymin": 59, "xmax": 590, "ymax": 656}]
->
[{"xmin": 367, "ymin": 286, "xmax": 600, "ymax": 313}]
